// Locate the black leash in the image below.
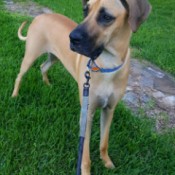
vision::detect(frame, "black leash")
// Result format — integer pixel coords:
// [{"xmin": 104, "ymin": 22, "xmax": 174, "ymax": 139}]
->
[{"xmin": 76, "ymin": 71, "xmax": 91, "ymax": 175}]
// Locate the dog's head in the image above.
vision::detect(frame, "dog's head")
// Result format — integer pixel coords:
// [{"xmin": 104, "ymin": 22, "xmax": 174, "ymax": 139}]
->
[{"xmin": 70, "ymin": 0, "xmax": 151, "ymax": 60}]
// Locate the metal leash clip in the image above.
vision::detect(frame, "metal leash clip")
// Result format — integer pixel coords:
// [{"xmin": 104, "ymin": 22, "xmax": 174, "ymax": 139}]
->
[{"xmin": 84, "ymin": 71, "xmax": 91, "ymax": 87}]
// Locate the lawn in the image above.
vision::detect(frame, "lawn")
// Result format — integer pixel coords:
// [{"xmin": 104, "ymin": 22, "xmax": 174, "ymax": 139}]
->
[
  {"xmin": 0, "ymin": 0, "xmax": 175, "ymax": 175},
  {"xmin": 131, "ymin": 0, "xmax": 175, "ymax": 76}
]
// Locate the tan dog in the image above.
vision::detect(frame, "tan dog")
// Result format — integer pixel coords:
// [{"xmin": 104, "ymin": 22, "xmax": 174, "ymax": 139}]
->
[{"xmin": 12, "ymin": 0, "xmax": 151, "ymax": 174}]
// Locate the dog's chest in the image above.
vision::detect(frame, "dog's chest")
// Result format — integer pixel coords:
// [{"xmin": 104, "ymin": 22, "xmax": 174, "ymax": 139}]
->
[{"xmin": 92, "ymin": 74, "xmax": 117, "ymax": 108}]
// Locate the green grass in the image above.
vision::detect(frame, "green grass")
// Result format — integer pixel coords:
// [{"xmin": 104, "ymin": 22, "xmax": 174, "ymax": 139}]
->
[
  {"xmin": 0, "ymin": 1, "xmax": 175, "ymax": 175},
  {"xmin": 131, "ymin": 0, "xmax": 175, "ymax": 76}
]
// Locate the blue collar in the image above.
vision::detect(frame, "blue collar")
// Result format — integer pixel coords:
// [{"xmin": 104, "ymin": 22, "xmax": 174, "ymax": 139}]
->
[{"xmin": 87, "ymin": 59, "xmax": 123, "ymax": 73}]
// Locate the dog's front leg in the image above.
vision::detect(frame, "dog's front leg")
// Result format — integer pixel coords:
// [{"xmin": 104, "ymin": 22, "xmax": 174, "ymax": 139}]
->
[
  {"xmin": 100, "ymin": 107, "xmax": 115, "ymax": 169},
  {"xmin": 81, "ymin": 109, "xmax": 94, "ymax": 175}
]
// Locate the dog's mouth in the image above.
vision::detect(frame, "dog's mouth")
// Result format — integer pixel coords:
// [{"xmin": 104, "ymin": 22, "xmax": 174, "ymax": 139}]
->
[{"xmin": 70, "ymin": 43, "xmax": 104, "ymax": 60}]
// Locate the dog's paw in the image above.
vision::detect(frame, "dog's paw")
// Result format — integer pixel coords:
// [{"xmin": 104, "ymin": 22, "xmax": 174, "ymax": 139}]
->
[
  {"xmin": 42, "ymin": 74, "xmax": 51, "ymax": 86},
  {"xmin": 100, "ymin": 153, "xmax": 115, "ymax": 169},
  {"xmin": 12, "ymin": 92, "xmax": 18, "ymax": 98},
  {"xmin": 104, "ymin": 160, "xmax": 115, "ymax": 169}
]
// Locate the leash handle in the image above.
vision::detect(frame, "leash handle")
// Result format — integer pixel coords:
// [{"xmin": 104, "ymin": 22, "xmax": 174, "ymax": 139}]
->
[
  {"xmin": 76, "ymin": 71, "xmax": 91, "ymax": 175},
  {"xmin": 76, "ymin": 137, "xmax": 84, "ymax": 175}
]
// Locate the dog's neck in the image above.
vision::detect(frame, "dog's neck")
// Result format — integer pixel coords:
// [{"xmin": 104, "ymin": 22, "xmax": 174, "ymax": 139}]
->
[
  {"xmin": 97, "ymin": 26, "xmax": 131, "ymax": 69},
  {"xmin": 97, "ymin": 49, "xmax": 122, "ymax": 69}
]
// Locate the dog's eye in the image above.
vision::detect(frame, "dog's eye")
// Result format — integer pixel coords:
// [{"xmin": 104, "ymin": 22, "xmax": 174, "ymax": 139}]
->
[
  {"xmin": 97, "ymin": 8, "xmax": 116, "ymax": 26},
  {"xmin": 103, "ymin": 14, "xmax": 115, "ymax": 22}
]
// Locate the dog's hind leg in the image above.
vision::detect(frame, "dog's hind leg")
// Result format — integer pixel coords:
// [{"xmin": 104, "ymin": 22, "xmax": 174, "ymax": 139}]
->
[
  {"xmin": 40, "ymin": 53, "xmax": 57, "ymax": 85},
  {"xmin": 100, "ymin": 107, "xmax": 115, "ymax": 169},
  {"xmin": 12, "ymin": 49, "xmax": 42, "ymax": 97}
]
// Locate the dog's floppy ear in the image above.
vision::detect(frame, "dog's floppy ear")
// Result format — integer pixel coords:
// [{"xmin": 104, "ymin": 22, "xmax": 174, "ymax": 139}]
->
[{"xmin": 125, "ymin": 0, "xmax": 151, "ymax": 32}]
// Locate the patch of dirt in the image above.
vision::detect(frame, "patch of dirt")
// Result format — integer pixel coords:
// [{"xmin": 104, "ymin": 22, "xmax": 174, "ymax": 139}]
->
[
  {"xmin": 4, "ymin": 0, "xmax": 52, "ymax": 17},
  {"xmin": 3, "ymin": 0, "xmax": 175, "ymax": 131},
  {"xmin": 123, "ymin": 59, "xmax": 175, "ymax": 131}
]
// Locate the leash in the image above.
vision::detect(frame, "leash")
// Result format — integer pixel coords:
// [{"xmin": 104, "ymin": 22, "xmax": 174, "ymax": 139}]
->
[
  {"xmin": 76, "ymin": 70, "xmax": 91, "ymax": 175},
  {"xmin": 76, "ymin": 58, "xmax": 123, "ymax": 175}
]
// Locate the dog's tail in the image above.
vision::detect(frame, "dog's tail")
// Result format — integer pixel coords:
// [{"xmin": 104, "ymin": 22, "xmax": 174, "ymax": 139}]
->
[{"xmin": 18, "ymin": 21, "xmax": 28, "ymax": 41}]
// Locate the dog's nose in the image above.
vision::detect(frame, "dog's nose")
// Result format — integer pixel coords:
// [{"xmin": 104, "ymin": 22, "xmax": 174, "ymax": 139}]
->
[{"xmin": 69, "ymin": 31, "xmax": 84, "ymax": 45}]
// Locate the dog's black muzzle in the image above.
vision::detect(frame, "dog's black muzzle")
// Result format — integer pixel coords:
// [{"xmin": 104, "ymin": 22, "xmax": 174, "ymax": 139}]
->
[{"xmin": 69, "ymin": 24, "xmax": 104, "ymax": 60}]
